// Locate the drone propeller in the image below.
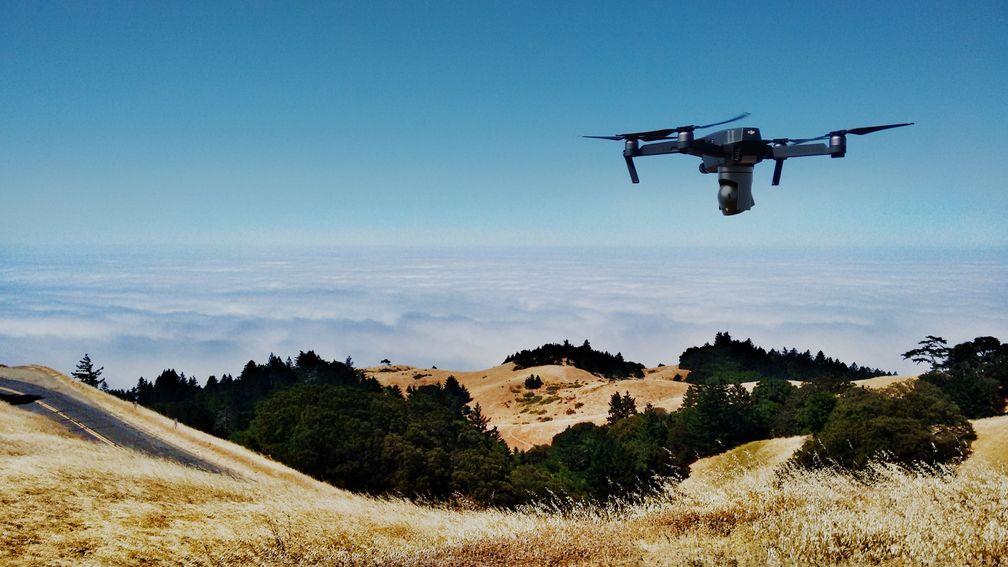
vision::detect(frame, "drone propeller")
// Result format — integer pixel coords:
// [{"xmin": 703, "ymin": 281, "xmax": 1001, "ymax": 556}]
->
[
  {"xmin": 681, "ymin": 112, "xmax": 751, "ymax": 132},
  {"xmin": 582, "ymin": 112, "xmax": 751, "ymax": 142},
  {"xmin": 785, "ymin": 122, "xmax": 914, "ymax": 145},
  {"xmin": 582, "ymin": 128, "xmax": 678, "ymax": 142}
]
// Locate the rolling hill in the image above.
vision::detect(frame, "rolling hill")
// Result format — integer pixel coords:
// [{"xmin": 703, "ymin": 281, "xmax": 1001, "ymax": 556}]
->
[
  {"xmin": 1, "ymin": 364, "xmax": 1005, "ymax": 565},
  {"xmin": 365, "ymin": 363, "xmax": 915, "ymax": 450},
  {"xmin": 2, "ymin": 364, "xmax": 1005, "ymax": 565}
]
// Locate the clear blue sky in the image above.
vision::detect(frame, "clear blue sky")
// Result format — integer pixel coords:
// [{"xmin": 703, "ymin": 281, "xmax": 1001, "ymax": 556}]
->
[{"xmin": 1, "ymin": 1, "xmax": 1006, "ymax": 249}]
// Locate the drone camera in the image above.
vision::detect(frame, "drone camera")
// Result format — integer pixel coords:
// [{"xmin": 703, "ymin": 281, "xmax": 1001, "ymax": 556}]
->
[{"xmin": 717, "ymin": 166, "xmax": 754, "ymax": 216}]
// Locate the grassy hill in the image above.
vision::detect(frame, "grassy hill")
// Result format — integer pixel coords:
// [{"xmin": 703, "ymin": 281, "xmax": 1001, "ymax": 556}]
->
[
  {"xmin": 3, "ymin": 365, "xmax": 1006, "ymax": 565},
  {"xmin": 365, "ymin": 362, "xmax": 913, "ymax": 450},
  {"xmin": 365, "ymin": 363, "xmax": 691, "ymax": 450}
]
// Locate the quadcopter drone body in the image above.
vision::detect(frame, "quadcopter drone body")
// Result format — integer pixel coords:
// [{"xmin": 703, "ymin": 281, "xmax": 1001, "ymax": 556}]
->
[{"xmin": 586, "ymin": 113, "xmax": 913, "ymax": 215}]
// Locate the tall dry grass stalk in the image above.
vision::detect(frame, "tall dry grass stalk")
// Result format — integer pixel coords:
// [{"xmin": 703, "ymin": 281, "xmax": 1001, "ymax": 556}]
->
[{"xmin": 2, "ymin": 396, "xmax": 1005, "ymax": 565}]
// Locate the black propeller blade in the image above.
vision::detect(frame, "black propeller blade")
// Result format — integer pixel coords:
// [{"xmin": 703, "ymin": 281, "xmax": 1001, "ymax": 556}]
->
[
  {"xmin": 843, "ymin": 122, "xmax": 915, "ymax": 136},
  {"xmin": 786, "ymin": 122, "xmax": 914, "ymax": 145},
  {"xmin": 582, "ymin": 128, "xmax": 678, "ymax": 142},
  {"xmin": 583, "ymin": 112, "xmax": 751, "ymax": 142},
  {"xmin": 689, "ymin": 112, "xmax": 751, "ymax": 131}
]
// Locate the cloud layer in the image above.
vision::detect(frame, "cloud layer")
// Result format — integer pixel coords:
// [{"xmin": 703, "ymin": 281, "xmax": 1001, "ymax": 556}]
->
[{"xmin": 1, "ymin": 246, "xmax": 1005, "ymax": 389}]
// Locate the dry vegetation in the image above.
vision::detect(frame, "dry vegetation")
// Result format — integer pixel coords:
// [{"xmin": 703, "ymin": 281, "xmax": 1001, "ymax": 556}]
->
[
  {"xmin": 367, "ymin": 363, "xmax": 693, "ymax": 450},
  {"xmin": 1, "ymin": 366, "xmax": 1006, "ymax": 566},
  {"xmin": 366, "ymin": 363, "xmax": 914, "ymax": 451}
]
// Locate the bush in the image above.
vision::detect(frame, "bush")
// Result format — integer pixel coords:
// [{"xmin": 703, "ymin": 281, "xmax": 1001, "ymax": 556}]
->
[
  {"xmin": 524, "ymin": 374, "xmax": 543, "ymax": 389},
  {"xmin": 794, "ymin": 381, "xmax": 975, "ymax": 470}
]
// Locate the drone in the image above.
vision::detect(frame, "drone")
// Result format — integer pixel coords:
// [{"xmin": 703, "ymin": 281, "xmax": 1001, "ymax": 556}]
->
[{"xmin": 585, "ymin": 113, "xmax": 913, "ymax": 215}]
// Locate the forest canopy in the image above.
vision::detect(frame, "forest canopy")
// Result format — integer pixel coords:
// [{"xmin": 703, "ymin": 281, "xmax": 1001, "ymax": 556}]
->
[
  {"xmin": 678, "ymin": 331, "xmax": 893, "ymax": 384},
  {"xmin": 504, "ymin": 340, "xmax": 644, "ymax": 379}
]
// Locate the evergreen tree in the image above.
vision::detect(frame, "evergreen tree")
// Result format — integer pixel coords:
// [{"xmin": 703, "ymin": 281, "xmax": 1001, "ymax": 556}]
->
[
  {"xmin": 607, "ymin": 391, "xmax": 637, "ymax": 423},
  {"xmin": 72, "ymin": 354, "xmax": 105, "ymax": 389},
  {"xmin": 902, "ymin": 335, "xmax": 949, "ymax": 370},
  {"xmin": 907, "ymin": 336, "xmax": 1007, "ymax": 418}
]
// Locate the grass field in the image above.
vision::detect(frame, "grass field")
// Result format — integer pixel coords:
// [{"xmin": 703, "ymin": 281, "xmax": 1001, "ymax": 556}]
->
[
  {"xmin": 365, "ymin": 362, "xmax": 914, "ymax": 451},
  {"xmin": 1, "ymin": 367, "xmax": 1005, "ymax": 566}
]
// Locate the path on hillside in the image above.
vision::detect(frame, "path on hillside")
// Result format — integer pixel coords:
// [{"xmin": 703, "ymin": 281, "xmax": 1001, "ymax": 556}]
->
[{"xmin": 0, "ymin": 373, "xmax": 224, "ymax": 473}]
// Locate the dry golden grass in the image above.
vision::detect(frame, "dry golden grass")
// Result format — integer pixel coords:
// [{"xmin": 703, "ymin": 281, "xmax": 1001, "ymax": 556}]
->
[
  {"xmin": 963, "ymin": 414, "xmax": 1008, "ymax": 471},
  {"xmin": 683, "ymin": 435, "xmax": 808, "ymax": 488},
  {"xmin": 366, "ymin": 362, "xmax": 913, "ymax": 450},
  {"xmin": 1, "ymin": 365, "xmax": 323, "ymax": 488},
  {"xmin": 855, "ymin": 374, "xmax": 918, "ymax": 390},
  {"xmin": 3, "ymin": 369, "xmax": 1007, "ymax": 566},
  {"xmin": 366, "ymin": 363, "xmax": 692, "ymax": 450}
]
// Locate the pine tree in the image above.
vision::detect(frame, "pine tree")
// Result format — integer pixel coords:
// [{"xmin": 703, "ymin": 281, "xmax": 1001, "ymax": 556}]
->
[
  {"xmin": 607, "ymin": 391, "xmax": 637, "ymax": 423},
  {"xmin": 72, "ymin": 354, "xmax": 105, "ymax": 389},
  {"xmin": 468, "ymin": 402, "xmax": 490, "ymax": 432}
]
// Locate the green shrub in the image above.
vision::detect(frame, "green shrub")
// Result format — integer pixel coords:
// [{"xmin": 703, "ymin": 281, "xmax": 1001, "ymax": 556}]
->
[{"xmin": 794, "ymin": 380, "xmax": 975, "ymax": 470}]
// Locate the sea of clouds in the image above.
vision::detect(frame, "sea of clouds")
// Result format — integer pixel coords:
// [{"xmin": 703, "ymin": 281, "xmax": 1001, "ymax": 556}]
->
[{"xmin": 1, "ymin": 245, "xmax": 1005, "ymax": 390}]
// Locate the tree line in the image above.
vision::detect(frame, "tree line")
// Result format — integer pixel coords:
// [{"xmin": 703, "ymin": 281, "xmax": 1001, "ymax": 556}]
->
[
  {"xmin": 95, "ymin": 334, "xmax": 1003, "ymax": 508},
  {"xmin": 504, "ymin": 339, "xmax": 645, "ymax": 379},
  {"xmin": 679, "ymin": 331, "xmax": 893, "ymax": 384}
]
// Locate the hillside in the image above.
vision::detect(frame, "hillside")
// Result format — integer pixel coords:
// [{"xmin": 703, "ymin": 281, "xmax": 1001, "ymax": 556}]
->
[
  {"xmin": 366, "ymin": 363, "xmax": 691, "ymax": 450},
  {"xmin": 962, "ymin": 414, "xmax": 1008, "ymax": 470},
  {"xmin": 1, "ymin": 365, "xmax": 1005, "ymax": 565},
  {"xmin": 366, "ymin": 363, "xmax": 912, "ymax": 450}
]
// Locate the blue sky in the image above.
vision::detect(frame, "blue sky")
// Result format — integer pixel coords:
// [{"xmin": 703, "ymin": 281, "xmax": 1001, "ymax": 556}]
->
[
  {"xmin": 2, "ymin": 2, "xmax": 1005, "ymax": 248},
  {"xmin": 1, "ymin": 3, "xmax": 1006, "ymax": 385}
]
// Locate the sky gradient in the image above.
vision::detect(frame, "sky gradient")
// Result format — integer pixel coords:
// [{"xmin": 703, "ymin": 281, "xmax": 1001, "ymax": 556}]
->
[
  {"xmin": 1, "ymin": 3, "xmax": 1006, "ymax": 387},
  {"xmin": 2, "ymin": 2, "xmax": 1005, "ymax": 248}
]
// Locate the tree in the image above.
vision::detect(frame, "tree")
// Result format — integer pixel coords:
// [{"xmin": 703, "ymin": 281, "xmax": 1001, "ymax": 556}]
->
[
  {"xmin": 909, "ymin": 336, "xmax": 1006, "ymax": 418},
  {"xmin": 902, "ymin": 335, "xmax": 949, "ymax": 370},
  {"xmin": 794, "ymin": 381, "xmax": 976, "ymax": 470},
  {"xmin": 72, "ymin": 354, "xmax": 105, "ymax": 389},
  {"xmin": 381, "ymin": 358, "xmax": 391, "ymax": 366},
  {"xmin": 676, "ymin": 382, "xmax": 759, "ymax": 455},
  {"xmin": 468, "ymin": 402, "xmax": 492, "ymax": 433},
  {"xmin": 607, "ymin": 391, "xmax": 637, "ymax": 424},
  {"xmin": 524, "ymin": 374, "xmax": 543, "ymax": 389},
  {"xmin": 751, "ymin": 377, "xmax": 797, "ymax": 436}
]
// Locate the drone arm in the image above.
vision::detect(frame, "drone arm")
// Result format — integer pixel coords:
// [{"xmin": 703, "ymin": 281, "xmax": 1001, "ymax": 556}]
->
[
  {"xmin": 772, "ymin": 143, "xmax": 834, "ymax": 159},
  {"xmin": 619, "ymin": 141, "xmax": 680, "ymax": 183},
  {"xmin": 635, "ymin": 141, "xmax": 681, "ymax": 157}
]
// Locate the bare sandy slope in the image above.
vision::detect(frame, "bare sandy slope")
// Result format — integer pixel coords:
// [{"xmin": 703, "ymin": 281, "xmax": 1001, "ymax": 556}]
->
[
  {"xmin": 366, "ymin": 363, "xmax": 691, "ymax": 450},
  {"xmin": 367, "ymin": 363, "xmax": 914, "ymax": 450},
  {"xmin": 854, "ymin": 374, "xmax": 918, "ymax": 389}
]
